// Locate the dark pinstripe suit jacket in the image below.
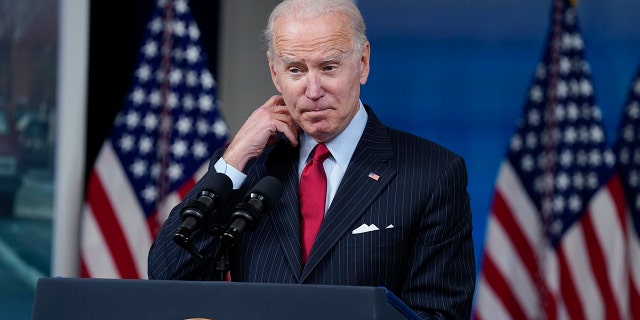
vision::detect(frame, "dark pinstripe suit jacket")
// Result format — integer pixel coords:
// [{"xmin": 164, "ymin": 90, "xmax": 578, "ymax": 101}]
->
[{"xmin": 148, "ymin": 106, "xmax": 476, "ymax": 319}]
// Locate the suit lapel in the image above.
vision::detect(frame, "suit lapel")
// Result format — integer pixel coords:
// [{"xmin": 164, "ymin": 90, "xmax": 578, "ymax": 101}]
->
[
  {"xmin": 301, "ymin": 110, "xmax": 396, "ymax": 279},
  {"xmin": 263, "ymin": 143, "xmax": 304, "ymax": 280}
]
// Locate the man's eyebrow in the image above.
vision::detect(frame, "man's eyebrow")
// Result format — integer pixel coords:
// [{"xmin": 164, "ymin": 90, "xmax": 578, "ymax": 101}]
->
[
  {"xmin": 280, "ymin": 56, "xmax": 297, "ymax": 65},
  {"xmin": 322, "ymin": 54, "xmax": 343, "ymax": 64},
  {"xmin": 278, "ymin": 51, "xmax": 348, "ymax": 65}
]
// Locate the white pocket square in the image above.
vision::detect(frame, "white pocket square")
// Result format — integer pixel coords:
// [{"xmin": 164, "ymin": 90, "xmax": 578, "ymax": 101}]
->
[{"xmin": 352, "ymin": 223, "xmax": 395, "ymax": 234}]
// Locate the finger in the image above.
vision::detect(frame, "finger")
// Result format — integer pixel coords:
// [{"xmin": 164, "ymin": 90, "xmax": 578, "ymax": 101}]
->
[
  {"xmin": 262, "ymin": 95, "xmax": 285, "ymax": 110},
  {"xmin": 271, "ymin": 95, "xmax": 285, "ymax": 107},
  {"xmin": 274, "ymin": 121, "xmax": 300, "ymax": 146}
]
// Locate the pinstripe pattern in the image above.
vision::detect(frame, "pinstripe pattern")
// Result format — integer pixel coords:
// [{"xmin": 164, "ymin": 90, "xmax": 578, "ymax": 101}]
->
[{"xmin": 148, "ymin": 106, "xmax": 476, "ymax": 319}]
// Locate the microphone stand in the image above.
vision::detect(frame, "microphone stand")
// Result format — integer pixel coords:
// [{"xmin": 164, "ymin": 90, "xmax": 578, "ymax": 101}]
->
[
  {"xmin": 212, "ymin": 243, "xmax": 230, "ymax": 281},
  {"xmin": 212, "ymin": 225, "xmax": 241, "ymax": 281},
  {"xmin": 175, "ymin": 223, "xmax": 232, "ymax": 281}
]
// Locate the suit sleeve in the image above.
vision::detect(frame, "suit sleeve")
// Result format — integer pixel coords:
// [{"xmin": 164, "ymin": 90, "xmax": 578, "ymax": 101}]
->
[{"xmin": 404, "ymin": 155, "xmax": 476, "ymax": 319}]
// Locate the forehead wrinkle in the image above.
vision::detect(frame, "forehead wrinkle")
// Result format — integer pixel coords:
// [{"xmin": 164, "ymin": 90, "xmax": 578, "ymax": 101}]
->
[
  {"xmin": 273, "ymin": 13, "xmax": 353, "ymax": 62},
  {"xmin": 274, "ymin": 34, "xmax": 351, "ymax": 65}
]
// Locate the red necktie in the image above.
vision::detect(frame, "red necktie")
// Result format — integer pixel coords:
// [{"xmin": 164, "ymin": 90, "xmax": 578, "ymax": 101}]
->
[{"xmin": 299, "ymin": 143, "xmax": 331, "ymax": 265}]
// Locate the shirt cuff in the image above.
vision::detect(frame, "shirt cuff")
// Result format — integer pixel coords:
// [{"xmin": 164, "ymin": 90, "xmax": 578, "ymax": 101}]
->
[{"xmin": 213, "ymin": 157, "xmax": 246, "ymax": 189}]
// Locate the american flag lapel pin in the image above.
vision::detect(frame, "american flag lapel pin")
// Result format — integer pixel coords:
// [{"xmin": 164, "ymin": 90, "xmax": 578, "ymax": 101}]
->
[{"xmin": 368, "ymin": 172, "xmax": 380, "ymax": 181}]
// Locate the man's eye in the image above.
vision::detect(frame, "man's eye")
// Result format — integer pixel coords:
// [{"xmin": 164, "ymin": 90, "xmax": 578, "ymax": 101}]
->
[
  {"xmin": 289, "ymin": 68, "xmax": 301, "ymax": 73},
  {"xmin": 324, "ymin": 66, "xmax": 335, "ymax": 71}
]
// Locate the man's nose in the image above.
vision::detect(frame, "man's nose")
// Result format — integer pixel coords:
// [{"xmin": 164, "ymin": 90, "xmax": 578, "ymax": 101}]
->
[{"xmin": 304, "ymin": 72, "xmax": 325, "ymax": 101}]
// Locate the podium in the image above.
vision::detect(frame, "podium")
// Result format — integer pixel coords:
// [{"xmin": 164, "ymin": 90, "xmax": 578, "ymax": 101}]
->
[{"xmin": 32, "ymin": 277, "xmax": 421, "ymax": 320}]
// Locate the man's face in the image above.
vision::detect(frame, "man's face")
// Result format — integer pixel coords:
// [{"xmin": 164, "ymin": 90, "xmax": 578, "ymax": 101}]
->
[{"xmin": 268, "ymin": 12, "xmax": 370, "ymax": 143}]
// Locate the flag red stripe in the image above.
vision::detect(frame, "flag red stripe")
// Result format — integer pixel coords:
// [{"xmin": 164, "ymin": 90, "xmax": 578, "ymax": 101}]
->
[
  {"xmin": 86, "ymin": 170, "xmax": 139, "ymax": 278},
  {"xmin": 471, "ymin": 310, "xmax": 484, "ymax": 320},
  {"xmin": 148, "ymin": 212, "xmax": 162, "ymax": 240},
  {"xmin": 543, "ymin": 283, "xmax": 558, "ymax": 320},
  {"xmin": 631, "ymin": 280, "xmax": 640, "ymax": 320},
  {"xmin": 178, "ymin": 177, "xmax": 196, "ymax": 198},
  {"xmin": 581, "ymin": 209, "xmax": 623, "ymax": 320},
  {"xmin": 79, "ymin": 256, "xmax": 89, "ymax": 278},
  {"xmin": 557, "ymin": 246, "xmax": 586, "ymax": 320},
  {"xmin": 493, "ymin": 190, "xmax": 541, "ymax": 287},
  {"xmin": 608, "ymin": 175, "xmax": 628, "ymax": 233},
  {"xmin": 482, "ymin": 255, "xmax": 528, "ymax": 319}
]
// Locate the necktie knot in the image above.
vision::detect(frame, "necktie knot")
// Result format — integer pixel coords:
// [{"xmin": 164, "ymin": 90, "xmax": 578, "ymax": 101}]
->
[{"xmin": 310, "ymin": 143, "xmax": 331, "ymax": 163}]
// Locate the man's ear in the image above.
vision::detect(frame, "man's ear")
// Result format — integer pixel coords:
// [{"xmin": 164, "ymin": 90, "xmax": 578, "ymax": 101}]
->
[{"xmin": 359, "ymin": 42, "xmax": 371, "ymax": 85}]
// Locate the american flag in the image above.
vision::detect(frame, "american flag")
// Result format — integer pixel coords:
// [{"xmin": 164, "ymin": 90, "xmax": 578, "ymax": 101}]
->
[
  {"xmin": 473, "ymin": 0, "xmax": 632, "ymax": 318},
  {"xmin": 613, "ymin": 66, "xmax": 640, "ymax": 319},
  {"xmin": 79, "ymin": 0, "xmax": 228, "ymax": 279}
]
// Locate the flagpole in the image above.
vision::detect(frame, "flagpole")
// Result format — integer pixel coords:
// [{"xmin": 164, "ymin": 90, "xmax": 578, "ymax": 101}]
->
[{"xmin": 52, "ymin": 0, "xmax": 90, "ymax": 277}]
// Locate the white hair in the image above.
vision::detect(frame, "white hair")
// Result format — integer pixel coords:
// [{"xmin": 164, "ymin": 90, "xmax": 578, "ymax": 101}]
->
[{"xmin": 264, "ymin": 0, "xmax": 368, "ymax": 58}]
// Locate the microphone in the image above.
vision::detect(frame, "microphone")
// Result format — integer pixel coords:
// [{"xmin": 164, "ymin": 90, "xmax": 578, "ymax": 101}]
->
[
  {"xmin": 222, "ymin": 176, "xmax": 283, "ymax": 240},
  {"xmin": 173, "ymin": 172, "xmax": 233, "ymax": 260},
  {"xmin": 212, "ymin": 176, "xmax": 283, "ymax": 280}
]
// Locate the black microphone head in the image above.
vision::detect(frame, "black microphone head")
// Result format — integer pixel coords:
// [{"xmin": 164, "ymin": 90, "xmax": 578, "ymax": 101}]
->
[
  {"xmin": 248, "ymin": 176, "xmax": 283, "ymax": 208},
  {"xmin": 199, "ymin": 172, "xmax": 233, "ymax": 201}
]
